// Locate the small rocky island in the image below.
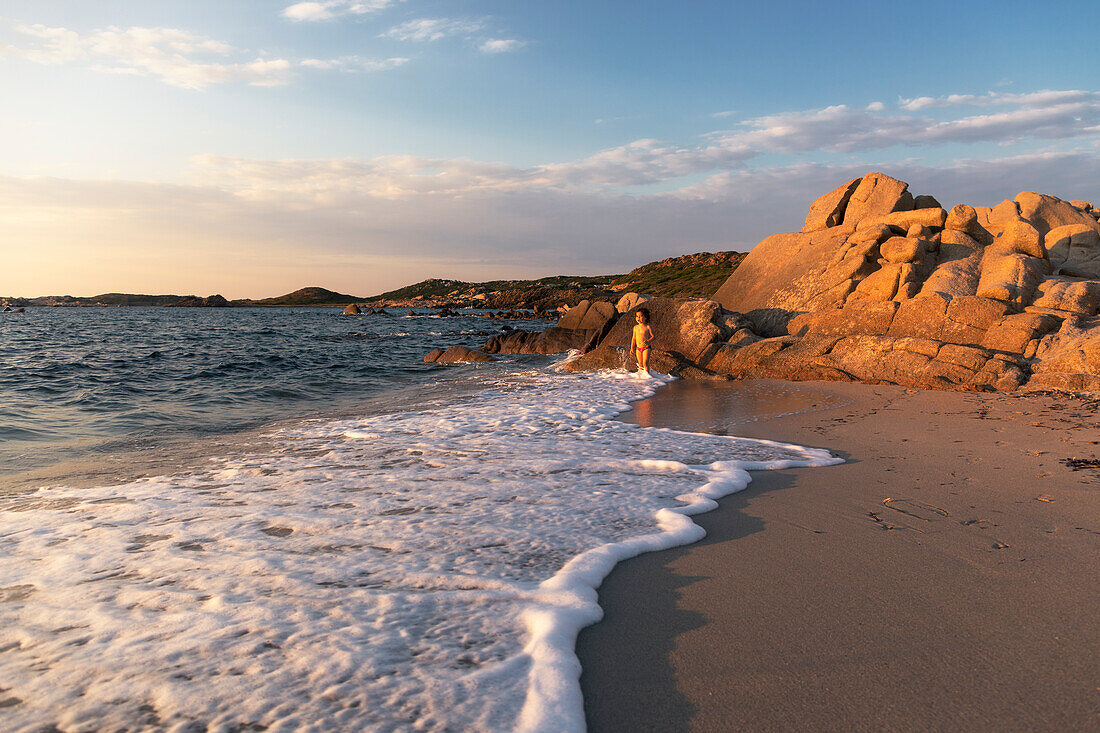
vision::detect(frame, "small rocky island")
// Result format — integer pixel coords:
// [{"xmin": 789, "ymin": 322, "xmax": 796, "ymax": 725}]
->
[{"xmin": 428, "ymin": 172, "xmax": 1100, "ymax": 393}]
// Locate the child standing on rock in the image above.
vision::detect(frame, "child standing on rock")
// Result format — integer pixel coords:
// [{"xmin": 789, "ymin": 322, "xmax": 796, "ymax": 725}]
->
[{"xmin": 630, "ymin": 308, "xmax": 654, "ymax": 373}]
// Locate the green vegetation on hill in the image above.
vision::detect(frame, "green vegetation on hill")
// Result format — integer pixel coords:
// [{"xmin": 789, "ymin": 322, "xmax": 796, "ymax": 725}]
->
[
  {"xmin": 89, "ymin": 293, "xmax": 191, "ymax": 306},
  {"xmin": 240, "ymin": 287, "xmax": 363, "ymax": 306},
  {"xmin": 5, "ymin": 251, "xmax": 745, "ymax": 309},
  {"xmin": 611, "ymin": 251, "xmax": 746, "ymax": 298},
  {"xmin": 370, "ymin": 275, "xmax": 616, "ymax": 301},
  {"xmin": 364, "ymin": 251, "xmax": 745, "ymax": 309},
  {"xmin": 5, "ymin": 293, "xmax": 199, "ymax": 307}
]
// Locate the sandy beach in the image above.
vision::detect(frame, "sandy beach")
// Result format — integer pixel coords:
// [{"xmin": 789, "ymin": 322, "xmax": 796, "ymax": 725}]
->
[{"xmin": 579, "ymin": 379, "xmax": 1099, "ymax": 732}]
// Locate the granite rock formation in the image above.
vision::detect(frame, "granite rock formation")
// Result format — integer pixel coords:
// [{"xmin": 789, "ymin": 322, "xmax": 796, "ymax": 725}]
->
[
  {"xmin": 480, "ymin": 299, "xmax": 621, "ymax": 356},
  {"xmin": 615, "ymin": 292, "xmax": 650, "ymax": 314},
  {"xmin": 426, "ymin": 173, "xmax": 1100, "ymax": 393},
  {"xmin": 563, "ymin": 298, "xmax": 730, "ymax": 379},
  {"xmin": 708, "ymin": 173, "xmax": 1100, "ymax": 392}
]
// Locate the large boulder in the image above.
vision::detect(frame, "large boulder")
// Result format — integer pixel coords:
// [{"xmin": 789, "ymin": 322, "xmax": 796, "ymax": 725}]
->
[
  {"xmin": 425, "ymin": 345, "xmax": 495, "ymax": 364},
  {"xmin": 713, "ymin": 225, "xmax": 867, "ymax": 333},
  {"xmin": 945, "ymin": 204, "xmax": 993, "ymax": 245},
  {"xmin": 714, "ymin": 176, "xmax": 929, "ymax": 334},
  {"xmin": 880, "ymin": 236, "xmax": 928, "ymax": 263},
  {"xmin": 858, "ymin": 207, "xmax": 947, "ymax": 232},
  {"xmin": 841, "ymin": 172, "xmax": 914, "ymax": 224},
  {"xmin": 483, "ymin": 327, "xmax": 595, "ymax": 355},
  {"xmin": 556, "ymin": 300, "xmax": 592, "ymax": 330},
  {"xmin": 886, "ymin": 295, "xmax": 945, "ymax": 340},
  {"xmin": 783, "ymin": 294, "xmax": 1016, "ymax": 349},
  {"xmin": 995, "ymin": 218, "xmax": 1046, "ymax": 259},
  {"xmin": 801, "ymin": 177, "xmax": 861, "ymax": 232},
  {"xmin": 556, "ymin": 299, "xmax": 617, "ymax": 331},
  {"xmin": 848, "ymin": 262, "xmax": 923, "ymax": 302},
  {"xmin": 941, "ymin": 296, "xmax": 1011, "ymax": 345},
  {"xmin": 1028, "ymin": 317, "xmax": 1100, "ymax": 392},
  {"xmin": 981, "ymin": 313, "xmax": 1062, "ymax": 355},
  {"xmin": 879, "ymin": 294, "xmax": 1007, "ymax": 345},
  {"xmin": 704, "ymin": 333, "xmax": 1026, "ymax": 392},
  {"xmin": 615, "ymin": 292, "xmax": 650, "ymax": 313},
  {"xmin": 982, "ymin": 200, "xmax": 1023, "ymax": 237},
  {"xmin": 578, "ymin": 300, "xmax": 617, "ymax": 330},
  {"xmin": 563, "ymin": 297, "xmax": 728, "ymax": 374},
  {"xmin": 486, "ymin": 299, "xmax": 619, "ymax": 355},
  {"xmin": 919, "ymin": 230, "xmax": 983, "ymax": 299},
  {"xmin": 1046, "ymin": 225, "xmax": 1100, "ymax": 278},
  {"xmin": 1029, "ymin": 276, "xmax": 1100, "ymax": 317},
  {"xmin": 562, "ymin": 345, "xmax": 710, "ymax": 378},
  {"xmin": 343, "ymin": 303, "xmax": 361, "ymax": 315},
  {"xmin": 1015, "ymin": 192, "xmax": 1100, "ymax": 236},
  {"xmin": 788, "ymin": 301, "xmax": 899, "ymax": 337},
  {"xmin": 618, "ymin": 298, "xmax": 722, "ymax": 360},
  {"xmin": 602, "ymin": 297, "xmax": 725, "ymax": 362},
  {"xmin": 975, "ymin": 250, "xmax": 1049, "ymax": 308}
]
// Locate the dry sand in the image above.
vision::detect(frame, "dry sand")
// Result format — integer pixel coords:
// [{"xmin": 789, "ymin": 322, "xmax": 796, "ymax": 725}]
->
[{"xmin": 578, "ymin": 380, "xmax": 1099, "ymax": 732}]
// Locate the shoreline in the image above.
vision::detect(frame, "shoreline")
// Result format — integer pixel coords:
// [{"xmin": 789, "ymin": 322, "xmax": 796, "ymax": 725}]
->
[
  {"xmin": 0, "ymin": 364, "xmax": 835, "ymax": 731},
  {"xmin": 580, "ymin": 379, "xmax": 1099, "ymax": 731}
]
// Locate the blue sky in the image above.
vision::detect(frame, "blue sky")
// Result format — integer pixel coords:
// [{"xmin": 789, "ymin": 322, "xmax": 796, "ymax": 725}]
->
[{"xmin": 1, "ymin": 0, "xmax": 1098, "ymax": 297}]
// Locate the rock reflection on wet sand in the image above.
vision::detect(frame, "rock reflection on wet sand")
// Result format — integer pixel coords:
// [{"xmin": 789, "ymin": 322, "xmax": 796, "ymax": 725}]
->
[{"xmin": 620, "ymin": 379, "xmax": 852, "ymax": 434}]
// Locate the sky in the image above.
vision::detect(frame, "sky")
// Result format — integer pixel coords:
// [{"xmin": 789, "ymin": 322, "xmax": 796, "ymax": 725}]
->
[{"xmin": 1, "ymin": 0, "xmax": 1098, "ymax": 298}]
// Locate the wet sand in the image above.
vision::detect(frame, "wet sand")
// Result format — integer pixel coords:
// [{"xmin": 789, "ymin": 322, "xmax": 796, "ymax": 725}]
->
[{"xmin": 579, "ymin": 380, "xmax": 1100, "ymax": 732}]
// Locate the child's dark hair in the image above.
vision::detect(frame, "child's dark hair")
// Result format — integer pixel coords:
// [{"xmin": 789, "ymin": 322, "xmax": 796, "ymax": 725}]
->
[{"xmin": 636, "ymin": 307, "xmax": 651, "ymax": 323}]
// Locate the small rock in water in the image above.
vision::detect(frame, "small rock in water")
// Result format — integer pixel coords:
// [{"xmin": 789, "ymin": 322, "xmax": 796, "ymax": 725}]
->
[{"xmin": 425, "ymin": 345, "xmax": 494, "ymax": 364}]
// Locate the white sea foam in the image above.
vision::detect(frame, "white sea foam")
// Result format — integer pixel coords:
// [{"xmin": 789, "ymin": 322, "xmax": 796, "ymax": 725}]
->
[{"xmin": 0, "ymin": 366, "xmax": 840, "ymax": 731}]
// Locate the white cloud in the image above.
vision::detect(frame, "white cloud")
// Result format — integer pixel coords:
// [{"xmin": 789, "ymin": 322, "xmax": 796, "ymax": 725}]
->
[
  {"xmin": 920, "ymin": 102, "xmax": 1100, "ymax": 144},
  {"xmin": 4, "ymin": 24, "xmax": 280, "ymax": 89},
  {"xmin": 378, "ymin": 18, "xmax": 525, "ymax": 53},
  {"xmin": 185, "ymin": 88, "xmax": 1100, "ymax": 197},
  {"xmin": 6, "ymin": 151, "xmax": 1099, "ymax": 298},
  {"xmin": 712, "ymin": 104, "xmax": 928, "ymax": 153},
  {"xmin": 282, "ymin": 0, "xmax": 404, "ymax": 22},
  {"xmin": 479, "ymin": 39, "xmax": 525, "ymax": 54},
  {"xmin": 711, "ymin": 92, "xmax": 1100, "ymax": 154},
  {"xmin": 190, "ymin": 137, "xmax": 756, "ymax": 198},
  {"xmin": 382, "ymin": 18, "xmax": 485, "ymax": 42},
  {"xmin": 5, "ymin": 23, "xmax": 407, "ymax": 89},
  {"xmin": 865, "ymin": 101, "xmax": 885, "ymax": 111},
  {"xmin": 299, "ymin": 55, "xmax": 409, "ymax": 72},
  {"xmin": 594, "ymin": 114, "xmax": 642, "ymax": 125},
  {"xmin": 2, "ymin": 85, "xmax": 1098, "ymax": 295},
  {"xmin": 898, "ymin": 94, "xmax": 974, "ymax": 111},
  {"xmin": 898, "ymin": 89, "xmax": 1099, "ymax": 111}
]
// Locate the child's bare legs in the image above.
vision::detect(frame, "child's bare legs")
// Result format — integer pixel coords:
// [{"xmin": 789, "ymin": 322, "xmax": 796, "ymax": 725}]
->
[{"xmin": 637, "ymin": 347, "xmax": 648, "ymax": 372}]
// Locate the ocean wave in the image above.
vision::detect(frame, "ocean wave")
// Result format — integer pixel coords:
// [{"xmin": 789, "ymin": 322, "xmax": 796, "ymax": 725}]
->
[
  {"xmin": 0, "ymin": 308, "xmax": 497, "ymax": 480},
  {"xmin": 0, "ymin": 367, "xmax": 839, "ymax": 731}
]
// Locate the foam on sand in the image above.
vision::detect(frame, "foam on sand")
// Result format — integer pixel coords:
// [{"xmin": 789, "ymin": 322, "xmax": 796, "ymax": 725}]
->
[{"xmin": 0, "ymin": 366, "xmax": 839, "ymax": 731}]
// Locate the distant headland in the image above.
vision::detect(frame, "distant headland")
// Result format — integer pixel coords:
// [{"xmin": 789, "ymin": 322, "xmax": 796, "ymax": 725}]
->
[{"xmin": 1, "ymin": 252, "xmax": 745, "ymax": 311}]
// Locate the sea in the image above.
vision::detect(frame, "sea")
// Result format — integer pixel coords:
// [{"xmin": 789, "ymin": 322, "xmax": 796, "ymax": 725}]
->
[{"xmin": 0, "ymin": 307, "xmax": 840, "ymax": 732}]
